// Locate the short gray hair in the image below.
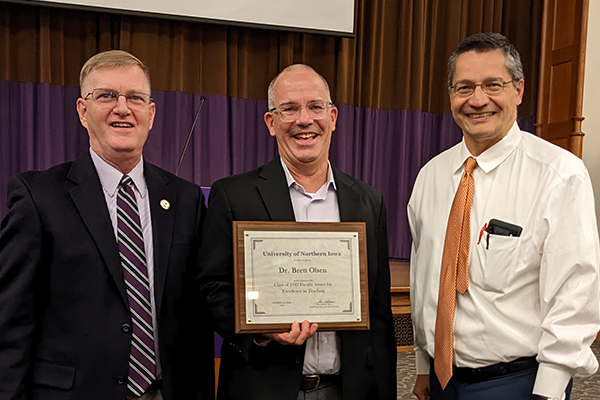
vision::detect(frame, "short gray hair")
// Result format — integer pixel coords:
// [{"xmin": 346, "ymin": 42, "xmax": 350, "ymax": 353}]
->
[
  {"xmin": 79, "ymin": 50, "xmax": 151, "ymax": 96},
  {"xmin": 267, "ymin": 64, "xmax": 332, "ymax": 109},
  {"xmin": 447, "ymin": 32, "xmax": 524, "ymax": 87}
]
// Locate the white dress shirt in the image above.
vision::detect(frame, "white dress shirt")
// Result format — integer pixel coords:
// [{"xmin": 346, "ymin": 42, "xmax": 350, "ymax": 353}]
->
[
  {"xmin": 281, "ymin": 159, "xmax": 342, "ymax": 376},
  {"xmin": 90, "ymin": 148, "xmax": 161, "ymax": 378},
  {"xmin": 408, "ymin": 122, "xmax": 600, "ymax": 399}
]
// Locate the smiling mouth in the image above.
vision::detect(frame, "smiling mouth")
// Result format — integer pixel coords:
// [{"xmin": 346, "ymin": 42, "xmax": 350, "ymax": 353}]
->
[
  {"xmin": 293, "ymin": 132, "xmax": 318, "ymax": 140},
  {"xmin": 111, "ymin": 122, "xmax": 134, "ymax": 128},
  {"xmin": 466, "ymin": 112, "xmax": 496, "ymax": 119}
]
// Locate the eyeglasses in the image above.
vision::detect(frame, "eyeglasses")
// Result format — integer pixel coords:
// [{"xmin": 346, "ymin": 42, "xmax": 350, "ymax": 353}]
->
[
  {"xmin": 269, "ymin": 100, "xmax": 333, "ymax": 122},
  {"xmin": 449, "ymin": 80, "xmax": 517, "ymax": 96},
  {"xmin": 84, "ymin": 88, "xmax": 153, "ymax": 107}
]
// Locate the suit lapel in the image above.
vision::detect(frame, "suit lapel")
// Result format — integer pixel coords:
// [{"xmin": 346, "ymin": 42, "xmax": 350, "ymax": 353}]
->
[
  {"xmin": 145, "ymin": 163, "xmax": 175, "ymax": 313},
  {"xmin": 68, "ymin": 152, "xmax": 128, "ymax": 306},
  {"xmin": 334, "ymin": 168, "xmax": 361, "ymax": 223},
  {"xmin": 256, "ymin": 158, "xmax": 296, "ymax": 221}
]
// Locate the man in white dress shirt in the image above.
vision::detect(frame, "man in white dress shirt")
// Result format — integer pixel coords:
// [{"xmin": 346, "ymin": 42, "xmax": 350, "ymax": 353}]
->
[{"xmin": 408, "ymin": 32, "xmax": 600, "ymax": 400}]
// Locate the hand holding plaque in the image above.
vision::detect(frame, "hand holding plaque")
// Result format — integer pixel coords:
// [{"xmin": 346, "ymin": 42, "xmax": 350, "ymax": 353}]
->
[{"xmin": 262, "ymin": 320, "xmax": 319, "ymax": 345}]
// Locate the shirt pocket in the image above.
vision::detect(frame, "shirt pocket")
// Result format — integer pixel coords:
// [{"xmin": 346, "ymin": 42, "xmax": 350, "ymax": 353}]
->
[{"xmin": 473, "ymin": 232, "xmax": 521, "ymax": 293}]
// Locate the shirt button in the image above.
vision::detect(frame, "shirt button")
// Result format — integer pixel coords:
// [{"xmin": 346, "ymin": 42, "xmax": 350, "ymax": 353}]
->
[
  {"xmin": 117, "ymin": 376, "xmax": 126, "ymax": 385},
  {"xmin": 121, "ymin": 324, "xmax": 131, "ymax": 333},
  {"xmin": 323, "ymin": 337, "xmax": 328, "ymax": 343}
]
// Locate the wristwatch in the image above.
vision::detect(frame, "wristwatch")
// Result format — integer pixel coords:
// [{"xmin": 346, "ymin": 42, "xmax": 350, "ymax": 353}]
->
[{"xmin": 531, "ymin": 395, "xmax": 559, "ymax": 400}]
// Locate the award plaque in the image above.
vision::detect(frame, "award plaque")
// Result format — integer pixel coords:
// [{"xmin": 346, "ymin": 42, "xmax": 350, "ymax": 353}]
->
[{"xmin": 232, "ymin": 221, "xmax": 369, "ymax": 334}]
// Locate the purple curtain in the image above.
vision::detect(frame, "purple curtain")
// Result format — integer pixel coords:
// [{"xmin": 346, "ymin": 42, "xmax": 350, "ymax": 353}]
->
[{"xmin": 0, "ymin": 80, "xmax": 535, "ymax": 260}]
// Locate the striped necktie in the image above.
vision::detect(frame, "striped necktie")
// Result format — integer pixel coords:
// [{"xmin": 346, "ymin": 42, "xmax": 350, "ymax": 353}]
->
[
  {"xmin": 434, "ymin": 156, "xmax": 477, "ymax": 389},
  {"xmin": 117, "ymin": 175, "xmax": 156, "ymax": 396}
]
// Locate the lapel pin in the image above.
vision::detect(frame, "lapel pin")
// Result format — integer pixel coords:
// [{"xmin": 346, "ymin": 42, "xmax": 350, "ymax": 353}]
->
[{"xmin": 160, "ymin": 199, "xmax": 170, "ymax": 210}]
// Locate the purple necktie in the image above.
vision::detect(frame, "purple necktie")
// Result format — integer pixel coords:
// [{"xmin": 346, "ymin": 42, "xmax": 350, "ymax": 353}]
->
[{"xmin": 117, "ymin": 175, "xmax": 156, "ymax": 396}]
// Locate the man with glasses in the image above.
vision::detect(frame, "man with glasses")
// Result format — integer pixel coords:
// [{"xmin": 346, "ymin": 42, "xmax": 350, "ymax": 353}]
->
[
  {"xmin": 408, "ymin": 32, "xmax": 600, "ymax": 400},
  {"xmin": 198, "ymin": 64, "xmax": 397, "ymax": 400},
  {"xmin": 0, "ymin": 50, "xmax": 214, "ymax": 399}
]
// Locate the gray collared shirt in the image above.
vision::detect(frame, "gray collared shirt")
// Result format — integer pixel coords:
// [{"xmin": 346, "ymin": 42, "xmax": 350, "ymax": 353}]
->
[{"xmin": 280, "ymin": 159, "xmax": 341, "ymax": 375}]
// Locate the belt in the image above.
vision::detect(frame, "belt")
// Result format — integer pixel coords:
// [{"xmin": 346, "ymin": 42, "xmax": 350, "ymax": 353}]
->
[
  {"xmin": 300, "ymin": 374, "xmax": 340, "ymax": 390},
  {"xmin": 452, "ymin": 356, "xmax": 538, "ymax": 383}
]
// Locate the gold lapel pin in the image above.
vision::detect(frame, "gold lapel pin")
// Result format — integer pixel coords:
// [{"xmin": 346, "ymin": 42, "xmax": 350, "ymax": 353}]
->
[{"xmin": 160, "ymin": 199, "xmax": 170, "ymax": 210}]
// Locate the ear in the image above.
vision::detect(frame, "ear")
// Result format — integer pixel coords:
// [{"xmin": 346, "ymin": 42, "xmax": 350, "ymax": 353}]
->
[
  {"xmin": 76, "ymin": 97, "xmax": 89, "ymax": 130},
  {"xmin": 148, "ymin": 101, "xmax": 156, "ymax": 130},
  {"xmin": 264, "ymin": 111, "xmax": 277, "ymax": 137},
  {"xmin": 330, "ymin": 106, "xmax": 338, "ymax": 132},
  {"xmin": 515, "ymin": 79, "xmax": 525, "ymax": 106}
]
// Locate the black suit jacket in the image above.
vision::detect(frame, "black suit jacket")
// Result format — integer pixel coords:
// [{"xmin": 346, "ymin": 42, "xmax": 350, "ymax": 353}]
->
[
  {"xmin": 0, "ymin": 151, "xmax": 214, "ymax": 400},
  {"xmin": 199, "ymin": 157, "xmax": 396, "ymax": 400}
]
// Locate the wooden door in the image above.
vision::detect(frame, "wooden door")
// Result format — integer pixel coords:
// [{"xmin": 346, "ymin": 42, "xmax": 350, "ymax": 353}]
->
[{"xmin": 536, "ymin": 0, "xmax": 589, "ymax": 157}]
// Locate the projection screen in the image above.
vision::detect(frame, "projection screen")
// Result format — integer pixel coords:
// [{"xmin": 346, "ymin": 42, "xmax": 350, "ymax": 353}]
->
[{"xmin": 19, "ymin": 0, "xmax": 356, "ymax": 36}]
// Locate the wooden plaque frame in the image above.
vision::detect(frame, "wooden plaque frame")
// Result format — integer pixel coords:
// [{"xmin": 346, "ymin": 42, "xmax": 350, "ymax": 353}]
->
[{"xmin": 232, "ymin": 221, "xmax": 369, "ymax": 334}]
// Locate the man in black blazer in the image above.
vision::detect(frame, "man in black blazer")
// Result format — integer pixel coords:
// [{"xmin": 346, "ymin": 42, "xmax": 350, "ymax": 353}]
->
[
  {"xmin": 199, "ymin": 64, "xmax": 397, "ymax": 400},
  {"xmin": 0, "ymin": 50, "xmax": 214, "ymax": 399}
]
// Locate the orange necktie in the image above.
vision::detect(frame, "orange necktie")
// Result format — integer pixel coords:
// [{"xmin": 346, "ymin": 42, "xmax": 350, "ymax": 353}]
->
[{"xmin": 434, "ymin": 156, "xmax": 477, "ymax": 389}]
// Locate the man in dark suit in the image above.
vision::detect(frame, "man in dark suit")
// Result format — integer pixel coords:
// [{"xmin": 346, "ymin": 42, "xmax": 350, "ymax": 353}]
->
[
  {"xmin": 199, "ymin": 64, "xmax": 397, "ymax": 400},
  {"xmin": 0, "ymin": 50, "xmax": 214, "ymax": 400}
]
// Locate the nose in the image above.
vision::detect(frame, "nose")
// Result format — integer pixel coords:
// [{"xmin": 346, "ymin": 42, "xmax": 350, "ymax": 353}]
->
[
  {"xmin": 467, "ymin": 85, "xmax": 490, "ymax": 108},
  {"xmin": 295, "ymin": 105, "xmax": 314, "ymax": 125},
  {"xmin": 113, "ymin": 95, "xmax": 131, "ymax": 115}
]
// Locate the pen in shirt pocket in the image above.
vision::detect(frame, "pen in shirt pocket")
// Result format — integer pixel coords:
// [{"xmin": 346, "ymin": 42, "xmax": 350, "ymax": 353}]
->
[{"xmin": 478, "ymin": 223, "xmax": 488, "ymax": 247}]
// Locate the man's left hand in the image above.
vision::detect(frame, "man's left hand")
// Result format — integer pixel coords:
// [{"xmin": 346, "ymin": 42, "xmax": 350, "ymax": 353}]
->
[{"xmin": 263, "ymin": 320, "xmax": 318, "ymax": 345}]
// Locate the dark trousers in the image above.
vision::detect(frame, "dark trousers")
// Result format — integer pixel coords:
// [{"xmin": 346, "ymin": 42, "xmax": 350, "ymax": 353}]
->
[
  {"xmin": 430, "ymin": 364, "xmax": 573, "ymax": 400},
  {"xmin": 296, "ymin": 381, "xmax": 342, "ymax": 400}
]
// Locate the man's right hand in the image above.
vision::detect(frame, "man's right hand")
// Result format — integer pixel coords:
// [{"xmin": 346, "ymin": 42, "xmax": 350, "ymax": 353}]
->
[
  {"xmin": 263, "ymin": 320, "xmax": 318, "ymax": 345},
  {"xmin": 413, "ymin": 374, "xmax": 430, "ymax": 400}
]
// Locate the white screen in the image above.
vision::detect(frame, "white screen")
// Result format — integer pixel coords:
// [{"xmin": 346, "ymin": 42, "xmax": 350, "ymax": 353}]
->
[{"xmin": 29, "ymin": 0, "xmax": 355, "ymax": 36}]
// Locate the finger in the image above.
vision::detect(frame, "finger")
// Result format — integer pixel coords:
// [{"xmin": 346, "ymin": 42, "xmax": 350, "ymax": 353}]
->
[
  {"xmin": 297, "ymin": 321, "xmax": 318, "ymax": 343},
  {"xmin": 278, "ymin": 321, "xmax": 300, "ymax": 345},
  {"xmin": 289, "ymin": 320, "xmax": 300, "ymax": 334},
  {"xmin": 263, "ymin": 321, "xmax": 300, "ymax": 345},
  {"xmin": 292, "ymin": 320, "xmax": 311, "ymax": 345}
]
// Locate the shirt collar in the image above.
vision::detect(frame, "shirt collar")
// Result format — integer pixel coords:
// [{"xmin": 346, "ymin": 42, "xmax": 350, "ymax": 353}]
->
[
  {"xmin": 89, "ymin": 148, "xmax": 147, "ymax": 198},
  {"xmin": 453, "ymin": 121, "xmax": 522, "ymax": 174},
  {"xmin": 280, "ymin": 158, "xmax": 337, "ymax": 194}
]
